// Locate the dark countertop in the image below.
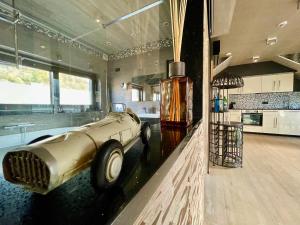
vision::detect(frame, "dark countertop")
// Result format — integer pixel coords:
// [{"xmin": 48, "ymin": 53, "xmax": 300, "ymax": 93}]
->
[
  {"xmin": 0, "ymin": 123, "xmax": 189, "ymax": 225},
  {"xmin": 229, "ymin": 108, "xmax": 300, "ymax": 111}
]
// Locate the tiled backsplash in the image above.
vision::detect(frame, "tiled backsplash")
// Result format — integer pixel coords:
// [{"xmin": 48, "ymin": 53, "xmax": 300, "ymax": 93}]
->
[{"xmin": 229, "ymin": 92, "xmax": 300, "ymax": 110}]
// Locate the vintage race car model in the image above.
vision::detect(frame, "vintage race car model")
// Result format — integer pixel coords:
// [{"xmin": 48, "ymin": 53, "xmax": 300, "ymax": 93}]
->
[{"xmin": 2, "ymin": 107, "xmax": 151, "ymax": 194}]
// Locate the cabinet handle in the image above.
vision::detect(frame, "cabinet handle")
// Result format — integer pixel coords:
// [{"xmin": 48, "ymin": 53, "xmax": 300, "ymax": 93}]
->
[
  {"xmin": 273, "ymin": 118, "xmax": 275, "ymax": 128},
  {"xmin": 273, "ymin": 81, "xmax": 276, "ymax": 91},
  {"xmin": 278, "ymin": 80, "xmax": 281, "ymax": 90},
  {"xmin": 275, "ymin": 117, "xmax": 278, "ymax": 128}
]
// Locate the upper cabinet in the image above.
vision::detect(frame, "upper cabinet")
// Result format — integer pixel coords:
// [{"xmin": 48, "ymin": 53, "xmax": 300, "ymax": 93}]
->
[
  {"xmin": 261, "ymin": 73, "xmax": 294, "ymax": 93},
  {"xmin": 229, "ymin": 73, "xmax": 294, "ymax": 95},
  {"xmin": 276, "ymin": 73, "xmax": 294, "ymax": 92},
  {"xmin": 242, "ymin": 76, "xmax": 262, "ymax": 94}
]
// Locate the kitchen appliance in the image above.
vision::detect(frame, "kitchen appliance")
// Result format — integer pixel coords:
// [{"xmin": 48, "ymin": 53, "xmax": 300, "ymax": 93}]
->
[{"xmin": 242, "ymin": 110, "xmax": 263, "ymax": 126}]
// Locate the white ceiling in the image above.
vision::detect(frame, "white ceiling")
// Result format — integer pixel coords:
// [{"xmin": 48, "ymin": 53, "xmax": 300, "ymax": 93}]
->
[
  {"xmin": 217, "ymin": 0, "xmax": 300, "ymax": 66},
  {"xmin": 3, "ymin": 0, "xmax": 171, "ymax": 54}
]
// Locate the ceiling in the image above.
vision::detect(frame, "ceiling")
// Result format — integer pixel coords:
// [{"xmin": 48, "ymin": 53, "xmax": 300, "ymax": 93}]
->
[
  {"xmin": 217, "ymin": 0, "xmax": 300, "ymax": 66},
  {"xmin": 2, "ymin": 0, "xmax": 171, "ymax": 55}
]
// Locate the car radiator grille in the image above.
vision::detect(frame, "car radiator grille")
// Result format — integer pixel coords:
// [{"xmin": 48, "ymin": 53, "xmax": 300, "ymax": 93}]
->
[{"xmin": 4, "ymin": 151, "xmax": 50, "ymax": 189}]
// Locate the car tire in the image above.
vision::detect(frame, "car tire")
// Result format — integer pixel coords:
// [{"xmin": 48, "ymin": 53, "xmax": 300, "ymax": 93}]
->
[
  {"xmin": 141, "ymin": 122, "xmax": 151, "ymax": 144},
  {"xmin": 91, "ymin": 139, "xmax": 124, "ymax": 192},
  {"xmin": 27, "ymin": 135, "xmax": 53, "ymax": 145}
]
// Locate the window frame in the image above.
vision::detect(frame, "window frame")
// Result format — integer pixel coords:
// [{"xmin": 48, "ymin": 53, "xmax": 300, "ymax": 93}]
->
[
  {"xmin": 58, "ymin": 72, "xmax": 94, "ymax": 106},
  {"xmin": 0, "ymin": 53, "xmax": 99, "ymax": 115},
  {"xmin": 0, "ymin": 63, "xmax": 52, "ymax": 105},
  {"xmin": 131, "ymin": 84, "xmax": 143, "ymax": 102}
]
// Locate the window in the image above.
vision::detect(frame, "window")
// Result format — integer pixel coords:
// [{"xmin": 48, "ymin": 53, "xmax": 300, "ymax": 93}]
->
[
  {"xmin": 0, "ymin": 64, "xmax": 50, "ymax": 104},
  {"xmin": 132, "ymin": 86, "xmax": 143, "ymax": 102},
  {"xmin": 153, "ymin": 92, "xmax": 161, "ymax": 101},
  {"xmin": 59, "ymin": 73, "xmax": 92, "ymax": 105}
]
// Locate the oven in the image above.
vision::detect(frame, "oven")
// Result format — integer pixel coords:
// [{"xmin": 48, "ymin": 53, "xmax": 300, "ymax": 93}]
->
[{"xmin": 242, "ymin": 110, "xmax": 263, "ymax": 126}]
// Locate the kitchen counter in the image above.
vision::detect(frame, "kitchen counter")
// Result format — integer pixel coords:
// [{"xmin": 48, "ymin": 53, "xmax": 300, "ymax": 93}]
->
[
  {"xmin": 229, "ymin": 109, "xmax": 300, "ymax": 111},
  {"xmin": 0, "ymin": 123, "xmax": 192, "ymax": 225},
  {"xmin": 228, "ymin": 109, "xmax": 300, "ymax": 136}
]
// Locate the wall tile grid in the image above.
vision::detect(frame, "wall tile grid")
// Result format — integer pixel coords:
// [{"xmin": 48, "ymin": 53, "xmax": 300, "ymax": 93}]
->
[
  {"xmin": 132, "ymin": 123, "xmax": 205, "ymax": 225},
  {"xmin": 230, "ymin": 92, "xmax": 300, "ymax": 110}
]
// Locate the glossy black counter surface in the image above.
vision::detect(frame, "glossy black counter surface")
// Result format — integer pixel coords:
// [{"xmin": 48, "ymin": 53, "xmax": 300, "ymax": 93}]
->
[
  {"xmin": 230, "ymin": 108, "xmax": 300, "ymax": 111},
  {"xmin": 0, "ymin": 123, "xmax": 189, "ymax": 225}
]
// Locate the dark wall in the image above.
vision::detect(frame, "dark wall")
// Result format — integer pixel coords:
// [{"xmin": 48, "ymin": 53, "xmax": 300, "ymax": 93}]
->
[
  {"xmin": 181, "ymin": 0, "xmax": 204, "ymax": 122},
  {"xmin": 224, "ymin": 61, "xmax": 295, "ymax": 77}
]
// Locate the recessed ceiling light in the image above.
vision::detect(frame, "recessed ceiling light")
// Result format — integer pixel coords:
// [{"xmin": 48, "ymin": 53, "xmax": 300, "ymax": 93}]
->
[
  {"xmin": 278, "ymin": 20, "xmax": 288, "ymax": 28},
  {"xmin": 96, "ymin": 18, "xmax": 101, "ymax": 23},
  {"xmin": 104, "ymin": 41, "xmax": 111, "ymax": 46},
  {"xmin": 225, "ymin": 52, "xmax": 232, "ymax": 57},
  {"xmin": 253, "ymin": 56, "xmax": 260, "ymax": 62},
  {"xmin": 266, "ymin": 37, "xmax": 277, "ymax": 46},
  {"xmin": 57, "ymin": 54, "xmax": 63, "ymax": 62},
  {"xmin": 162, "ymin": 21, "xmax": 169, "ymax": 27},
  {"xmin": 40, "ymin": 45, "xmax": 46, "ymax": 49}
]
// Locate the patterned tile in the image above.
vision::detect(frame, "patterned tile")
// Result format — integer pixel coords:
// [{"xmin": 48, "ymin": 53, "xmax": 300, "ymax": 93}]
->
[{"xmin": 229, "ymin": 92, "xmax": 300, "ymax": 110}]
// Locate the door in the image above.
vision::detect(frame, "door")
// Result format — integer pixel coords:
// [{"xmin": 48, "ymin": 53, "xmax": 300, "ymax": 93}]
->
[
  {"xmin": 229, "ymin": 110, "xmax": 241, "ymax": 122},
  {"xmin": 228, "ymin": 87, "xmax": 242, "ymax": 95},
  {"xmin": 262, "ymin": 75, "xmax": 278, "ymax": 93},
  {"xmin": 242, "ymin": 76, "xmax": 262, "ymax": 94},
  {"xmin": 277, "ymin": 73, "xmax": 294, "ymax": 92},
  {"xmin": 262, "ymin": 73, "xmax": 294, "ymax": 93},
  {"xmin": 262, "ymin": 111, "xmax": 278, "ymax": 133}
]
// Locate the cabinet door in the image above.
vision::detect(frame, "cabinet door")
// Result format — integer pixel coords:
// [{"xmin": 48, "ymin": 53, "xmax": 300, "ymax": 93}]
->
[
  {"xmin": 243, "ymin": 125, "xmax": 263, "ymax": 133},
  {"xmin": 278, "ymin": 111, "xmax": 300, "ymax": 135},
  {"xmin": 262, "ymin": 75, "xmax": 277, "ymax": 93},
  {"xmin": 242, "ymin": 76, "xmax": 262, "ymax": 94},
  {"xmin": 262, "ymin": 111, "xmax": 278, "ymax": 133},
  {"xmin": 277, "ymin": 73, "xmax": 294, "ymax": 92},
  {"xmin": 228, "ymin": 87, "xmax": 242, "ymax": 95},
  {"xmin": 229, "ymin": 110, "xmax": 241, "ymax": 122}
]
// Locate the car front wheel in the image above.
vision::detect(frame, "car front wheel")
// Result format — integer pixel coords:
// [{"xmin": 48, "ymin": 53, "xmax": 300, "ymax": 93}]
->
[
  {"xmin": 141, "ymin": 122, "xmax": 151, "ymax": 144},
  {"xmin": 91, "ymin": 140, "xmax": 124, "ymax": 192}
]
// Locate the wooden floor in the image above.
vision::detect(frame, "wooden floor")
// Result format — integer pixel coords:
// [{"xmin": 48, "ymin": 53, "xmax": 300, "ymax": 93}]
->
[{"xmin": 204, "ymin": 133, "xmax": 300, "ymax": 225}]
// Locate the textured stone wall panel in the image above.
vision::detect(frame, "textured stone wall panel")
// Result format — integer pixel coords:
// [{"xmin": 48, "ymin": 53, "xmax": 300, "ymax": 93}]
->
[{"xmin": 133, "ymin": 124, "xmax": 205, "ymax": 225}]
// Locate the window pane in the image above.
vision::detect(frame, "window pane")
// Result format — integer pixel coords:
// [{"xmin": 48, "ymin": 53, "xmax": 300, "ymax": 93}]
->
[
  {"xmin": 132, "ymin": 88, "xmax": 141, "ymax": 102},
  {"xmin": 59, "ymin": 73, "xmax": 92, "ymax": 105},
  {"xmin": 0, "ymin": 64, "xmax": 50, "ymax": 104}
]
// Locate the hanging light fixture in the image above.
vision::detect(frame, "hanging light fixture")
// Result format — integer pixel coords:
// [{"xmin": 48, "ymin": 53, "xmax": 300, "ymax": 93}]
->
[{"xmin": 212, "ymin": 72, "xmax": 244, "ymax": 89}]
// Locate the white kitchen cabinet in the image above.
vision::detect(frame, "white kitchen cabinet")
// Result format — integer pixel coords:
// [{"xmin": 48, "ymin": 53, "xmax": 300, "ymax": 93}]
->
[
  {"xmin": 242, "ymin": 76, "xmax": 262, "ymax": 94},
  {"xmin": 261, "ymin": 73, "xmax": 294, "ymax": 93},
  {"xmin": 261, "ymin": 75, "xmax": 277, "ymax": 93},
  {"xmin": 228, "ymin": 87, "xmax": 242, "ymax": 95},
  {"xmin": 229, "ymin": 110, "xmax": 241, "ymax": 122},
  {"xmin": 243, "ymin": 125, "xmax": 263, "ymax": 133},
  {"xmin": 262, "ymin": 111, "xmax": 278, "ymax": 133},
  {"xmin": 277, "ymin": 73, "xmax": 294, "ymax": 92},
  {"xmin": 277, "ymin": 111, "xmax": 300, "ymax": 135}
]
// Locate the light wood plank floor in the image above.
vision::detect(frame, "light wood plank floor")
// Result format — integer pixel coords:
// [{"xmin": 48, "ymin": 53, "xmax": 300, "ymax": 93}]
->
[{"xmin": 204, "ymin": 133, "xmax": 300, "ymax": 225}]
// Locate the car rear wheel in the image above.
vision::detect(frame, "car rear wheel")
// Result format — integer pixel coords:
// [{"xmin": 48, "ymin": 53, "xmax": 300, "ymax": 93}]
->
[
  {"xmin": 91, "ymin": 140, "xmax": 124, "ymax": 192},
  {"xmin": 141, "ymin": 122, "xmax": 151, "ymax": 144}
]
